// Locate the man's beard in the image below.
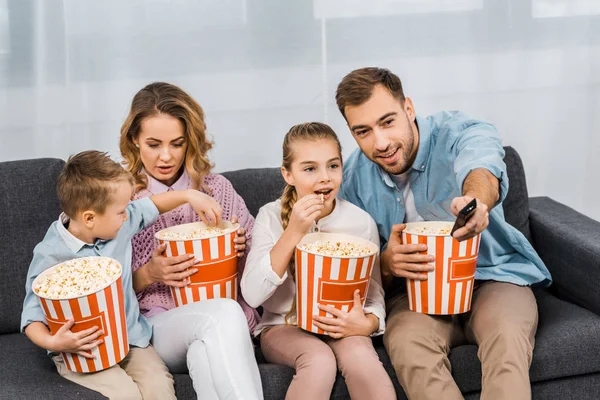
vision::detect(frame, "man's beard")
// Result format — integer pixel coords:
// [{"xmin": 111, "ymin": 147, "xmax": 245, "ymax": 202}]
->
[{"xmin": 373, "ymin": 125, "xmax": 415, "ymax": 175}]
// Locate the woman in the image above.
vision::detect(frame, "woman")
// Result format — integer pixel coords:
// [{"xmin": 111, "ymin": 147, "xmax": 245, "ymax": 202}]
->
[{"xmin": 120, "ymin": 82, "xmax": 262, "ymax": 400}]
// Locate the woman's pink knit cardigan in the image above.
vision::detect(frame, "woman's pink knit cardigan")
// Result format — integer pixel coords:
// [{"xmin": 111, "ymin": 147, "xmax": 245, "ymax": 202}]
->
[{"xmin": 131, "ymin": 170, "xmax": 260, "ymax": 332}]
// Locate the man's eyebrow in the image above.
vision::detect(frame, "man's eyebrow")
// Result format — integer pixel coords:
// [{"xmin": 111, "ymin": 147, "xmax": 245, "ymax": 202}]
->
[{"xmin": 350, "ymin": 112, "xmax": 397, "ymax": 131}]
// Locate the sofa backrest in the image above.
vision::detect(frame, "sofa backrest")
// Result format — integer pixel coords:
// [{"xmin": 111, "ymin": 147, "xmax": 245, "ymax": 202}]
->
[
  {"xmin": 0, "ymin": 158, "xmax": 64, "ymax": 334},
  {"xmin": 0, "ymin": 146, "xmax": 530, "ymax": 334},
  {"xmin": 222, "ymin": 146, "xmax": 532, "ymax": 241}
]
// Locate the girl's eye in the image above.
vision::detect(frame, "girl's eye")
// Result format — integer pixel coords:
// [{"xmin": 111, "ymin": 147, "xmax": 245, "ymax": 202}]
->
[
  {"xmin": 304, "ymin": 167, "xmax": 315, "ymax": 172},
  {"xmin": 329, "ymin": 163, "xmax": 340, "ymax": 169}
]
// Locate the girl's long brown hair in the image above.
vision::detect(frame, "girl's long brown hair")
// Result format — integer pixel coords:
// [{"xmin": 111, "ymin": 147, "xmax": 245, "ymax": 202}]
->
[
  {"xmin": 280, "ymin": 122, "xmax": 342, "ymax": 324},
  {"xmin": 120, "ymin": 82, "xmax": 214, "ymax": 193}
]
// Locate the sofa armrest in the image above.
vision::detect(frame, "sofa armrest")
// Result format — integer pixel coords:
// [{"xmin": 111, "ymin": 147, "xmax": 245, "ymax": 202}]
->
[{"xmin": 529, "ymin": 196, "xmax": 600, "ymax": 316}]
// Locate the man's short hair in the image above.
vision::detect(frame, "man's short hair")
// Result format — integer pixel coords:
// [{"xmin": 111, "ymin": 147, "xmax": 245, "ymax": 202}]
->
[
  {"xmin": 57, "ymin": 150, "xmax": 134, "ymax": 218},
  {"xmin": 335, "ymin": 67, "xmax": 406, "ymax": 119}
]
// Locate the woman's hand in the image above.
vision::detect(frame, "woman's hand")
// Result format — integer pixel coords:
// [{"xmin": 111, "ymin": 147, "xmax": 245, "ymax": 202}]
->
[
  {"xmin": 312, "ymin": 290, "xmax": 379, "ymax": 338},
  {"xmin": 145, "ymin": 243, "xmax": 200, "ymax": 287},
  {"xmin": 48, "ymin": 320, "xmax": 104, "ymax": 359},
  {"xmin": 286, "ymin": 194, "xmax": 324, "ymax": 236},
  {"xmin": 231, "ymin": 216, "xmax": 247, "ymax": 257},
  {"xmin": 187, "ymin": 190, "xmax": 223, "ymax": 226}
]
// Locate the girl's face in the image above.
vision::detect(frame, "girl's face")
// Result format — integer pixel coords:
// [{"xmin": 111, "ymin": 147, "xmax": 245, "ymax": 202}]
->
[
  {"xmin": 282, "ymin": 138, "xmax": 342, "ymax": 211},
  {"xmin": 135, "ymin": 114, "xmax": 187, "ymax": 187}
]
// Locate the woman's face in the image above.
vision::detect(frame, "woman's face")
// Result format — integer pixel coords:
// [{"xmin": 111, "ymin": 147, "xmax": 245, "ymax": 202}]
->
[{"xmin": 135, "ymin": 114, "xmax": 187, "ymax": 187}]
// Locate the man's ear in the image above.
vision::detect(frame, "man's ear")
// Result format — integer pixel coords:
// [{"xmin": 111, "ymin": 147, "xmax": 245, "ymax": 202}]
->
[
  {"xmin": 281, "ymin": 166, "xmax": 294, "ymax": 186},
  {"xmin": 403, "ymin": 96, "xmax": 416, "ymax": 122},
  {"xmin": 82, "ymin": 210, "xmax": 96, "ymax": 228}
]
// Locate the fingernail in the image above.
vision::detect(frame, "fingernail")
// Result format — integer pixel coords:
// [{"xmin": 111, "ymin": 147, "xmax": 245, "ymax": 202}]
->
[
  {"xmin": 188, "ymin": 254, "xmax": 195, "ymax": 259},
  {"xmin": 420, "ymin": 245, "xmax": 427, "ymax": 250},
  {"xmin": 428, "ymin": 255, "xmax": 435, "ymax": 261}
]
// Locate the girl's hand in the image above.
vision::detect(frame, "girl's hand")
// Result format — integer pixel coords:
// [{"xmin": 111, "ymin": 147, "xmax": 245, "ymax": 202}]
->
[
  {"xmin": 312, "ymin": 290, "xmax": 379, "ymax": 338},
  {"xmin": 146, "ymin": 243, "xmax": 199, "ymax": 287},
  {"xmin": 287, "ymin": 194, "xmax": 324, "ymax": 236},
  {"xmin": 231, "ymin": 216, "xmax": 247, "ymax": 257},
  {"xmin": 187, "ymin": 190, "xmax": 223, "ymax": 226},
  {"xmin": 48, "ymin": 319, "xmax": 104, "ymax": 359}
]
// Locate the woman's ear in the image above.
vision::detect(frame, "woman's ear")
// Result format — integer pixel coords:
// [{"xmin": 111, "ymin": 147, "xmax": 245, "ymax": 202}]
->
[{"xmin": 281, "ymin": 166, "xmax": 294, "ymax": 186}]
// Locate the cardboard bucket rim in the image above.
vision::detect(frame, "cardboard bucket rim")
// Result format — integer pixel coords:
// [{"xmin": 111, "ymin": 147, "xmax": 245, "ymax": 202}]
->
[
  {"xmin": 32, "ymin": 256, "xmax": 123, "ymax": 301},
  {"xmin": 154, "ymin": 220, "xmax": 240, "ymax": 242},
  {"xmin": 297, "ymin": 232, "xmax": 379, "ymax": 259},
  {"xmin": 403, "ymin": 221, "xmax": 455, "ymax": 237}
]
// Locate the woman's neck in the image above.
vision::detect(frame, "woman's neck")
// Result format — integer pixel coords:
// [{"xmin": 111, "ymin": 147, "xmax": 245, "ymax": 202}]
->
[{"xmin": 147, "ymin": 167, "xmax": 185, "ymax": 188}]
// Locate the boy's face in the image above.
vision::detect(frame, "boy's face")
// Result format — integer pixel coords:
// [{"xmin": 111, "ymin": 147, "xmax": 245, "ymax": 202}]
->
[{"xmin": 90, "ymin": 180, "xmax": 133, "ymax": 240}]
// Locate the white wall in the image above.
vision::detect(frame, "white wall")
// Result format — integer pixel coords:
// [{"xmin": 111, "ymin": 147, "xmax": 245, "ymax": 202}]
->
[{"xmin": 1, "ymin": 0, "xmax": 599, "ymax": 221}]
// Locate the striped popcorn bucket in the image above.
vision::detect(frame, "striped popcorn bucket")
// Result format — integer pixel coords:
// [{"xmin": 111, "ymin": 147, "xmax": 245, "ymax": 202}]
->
[
  {"xmin": 33, "ymin": 257, "xmax": 129, "ymax": 373},
  {"xmin": 155, "ymin": 221, "xmax": 239, "ymax": 307},
  {"xmin": 403, "ymin": 221, "xmax": 481, "ymax": 315},
  {"xmin": 295, "ymin": 233, "xmax": 379, "ymax": 335}
]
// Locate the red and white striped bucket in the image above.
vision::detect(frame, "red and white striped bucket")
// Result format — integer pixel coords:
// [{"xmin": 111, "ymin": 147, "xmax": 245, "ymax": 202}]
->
[
  {"xmin": 295, "ymin": 233, "xmax": 379, "ymax": 335},
  {"xmin": 33, "ymin": 257, "xmax": 129, "ymax": 373},
  {"xmin": 156, "ymin": 221, "xmax": 239, "ymax": 307},
  {"xmin": 403, "ymin": 222, "xmax": 481, "ymax": 315}
]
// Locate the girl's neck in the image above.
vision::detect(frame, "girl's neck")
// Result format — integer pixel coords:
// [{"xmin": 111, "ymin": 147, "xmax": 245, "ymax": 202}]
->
[{"xmin": 315, "ymin": 198, "xmax": 336, "ymax": 222}]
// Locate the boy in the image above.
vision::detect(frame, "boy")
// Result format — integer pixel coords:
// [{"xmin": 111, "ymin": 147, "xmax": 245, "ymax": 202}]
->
[{"xmin": 21, "ymin": 150, "xmax": 222, "ymax": 399}]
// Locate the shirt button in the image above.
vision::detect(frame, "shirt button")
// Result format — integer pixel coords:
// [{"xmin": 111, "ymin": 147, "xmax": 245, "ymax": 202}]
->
[
  {"xmin": 396, "ymin": 197, "xmax": 401, "ymax": 202},
  {"xmin": 421, "ymin": 164, "xmax": 425, "ymax": 170}
]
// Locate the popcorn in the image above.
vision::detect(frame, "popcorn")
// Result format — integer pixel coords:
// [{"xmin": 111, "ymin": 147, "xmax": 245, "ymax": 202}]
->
[
  {"xmin": 156, "ymin": 226, "xmax": 227, "ymax": 240},
  {"xmin": 413, "ymin": 226, "xmax": 451, "ymax": 235},
  {"xmin": 319, "ymin": 193, "xmax": 324, "ymax": 203},
  {"xmin": 34, "ymin": 257, "xmax": 121, "ymax": 299},
  {"xmin": 298, "ymin": 240, "xmax": 372, "ymax": 257}
]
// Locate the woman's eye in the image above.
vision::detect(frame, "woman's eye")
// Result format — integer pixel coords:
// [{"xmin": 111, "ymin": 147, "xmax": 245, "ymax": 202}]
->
[
  {"xmin": 172, "ymin": 143, "xmax": 184, "ymax": 148},
  {"xmin": 147, "ymin": 144, "xmax": 158, "ymax": 148}
]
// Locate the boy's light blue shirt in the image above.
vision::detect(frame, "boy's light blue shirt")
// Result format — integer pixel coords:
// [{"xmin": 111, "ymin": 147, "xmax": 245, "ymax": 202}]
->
[
  {"xmin": 21, "ymin": 197, "xmax": 159, "ymax": 348},
  {"xmin": 340, "ymin": 111, "xmax": 552, "ymax": 296}
]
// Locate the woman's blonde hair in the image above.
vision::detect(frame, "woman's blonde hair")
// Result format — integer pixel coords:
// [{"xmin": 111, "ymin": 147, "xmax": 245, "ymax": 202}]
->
[
  {"xmin": 119, "ymin": 82, "xmax": 214, "ymax": 192},
  {"xmin": 280, "ymin": 122, "xmax": 342, "ymax": 324}
]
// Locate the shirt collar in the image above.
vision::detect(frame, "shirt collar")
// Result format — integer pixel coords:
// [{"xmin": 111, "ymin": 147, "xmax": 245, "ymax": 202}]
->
[
  {"xmin": 145, "ymin": 168, "xmax": 190, "ymax": 194},
  {"xmin": 376, "ymin": 114, "xmax": 431, "ymax": 187},
  {"xmin": 56, "ymin": 213, "xmax": 92, "ymax": 253}
]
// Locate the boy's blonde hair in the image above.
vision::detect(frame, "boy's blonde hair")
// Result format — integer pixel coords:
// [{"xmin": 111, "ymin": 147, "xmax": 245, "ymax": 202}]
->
[
  {"xmin": 57, "ymin": 151, "xmax": 134, "ymax": 218},
  {"xmin": 280, "ymin": 122, "xmax": 342, "ymax": 324}
]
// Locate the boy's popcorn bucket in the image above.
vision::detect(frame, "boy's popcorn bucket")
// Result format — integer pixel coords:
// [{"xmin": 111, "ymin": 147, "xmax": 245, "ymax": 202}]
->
[
  {"xmin": 403, "ymin": 222, "xmax": 481, "ymax": 315},
  {"xmin": 155, "ymin": 221, "xmax": 240, "ymax": 307},
  {"xmin": 295, "ymin": 232, "xmax": 379, "ymax": 335},
  {"xmin": 33, "ymin": 257, "xmax": 129, "ymax": 373}
]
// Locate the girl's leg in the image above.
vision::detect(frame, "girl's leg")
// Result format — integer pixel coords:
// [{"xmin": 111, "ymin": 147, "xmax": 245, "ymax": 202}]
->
[
  {"xmin": 326, "ymin": 336, "xmax": 396, "ymax": 400},
  {"xmin": 260, "ymin": 325, "xmax": 337, "ymax": 400},
  {"xmin": 149, "ymin": 299, "xmax": 263, "ymax": 400}
]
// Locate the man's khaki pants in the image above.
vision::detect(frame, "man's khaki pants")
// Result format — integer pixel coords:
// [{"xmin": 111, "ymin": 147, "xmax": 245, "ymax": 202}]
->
[{"xmin": 384, "ymin": 281, "xmax": 538, "ymax": 400}]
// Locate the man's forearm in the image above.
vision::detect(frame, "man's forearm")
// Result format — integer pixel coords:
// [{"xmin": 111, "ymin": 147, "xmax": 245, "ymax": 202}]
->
[{"xmin": 462, "ymin": 168, "xmax": 500, "ymax": 210}]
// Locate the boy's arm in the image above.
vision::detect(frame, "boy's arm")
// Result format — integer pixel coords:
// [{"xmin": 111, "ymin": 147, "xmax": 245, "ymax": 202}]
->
[{"xmin": 150, "ymin": 189, "xmax": 222, "ymax": 226}]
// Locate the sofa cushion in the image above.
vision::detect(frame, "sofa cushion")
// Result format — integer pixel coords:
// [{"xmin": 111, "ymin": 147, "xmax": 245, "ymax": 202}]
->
[
  {"xmin": 444, "ymin": 289, "xmax": 600, "ymax": 393},
  {"xmin": 0, "ymin": 158, "xmax": 64, "ymax": 334},
  {"xmin": 222, "ymin": 168, "xmax": 285, "ymax": 218},
  {"xmin": 0, "ymin": 333, "xmax": 106, "ymax": 399},
  {"xmin": 502, "ymin": 146, "xmax": 532, "ymax": 242}
]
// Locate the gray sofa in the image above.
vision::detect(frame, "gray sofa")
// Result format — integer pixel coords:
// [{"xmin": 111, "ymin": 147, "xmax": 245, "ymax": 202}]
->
[{"xmin": 1, "ymin": 147, "xmax": 600, "ymax": 399}]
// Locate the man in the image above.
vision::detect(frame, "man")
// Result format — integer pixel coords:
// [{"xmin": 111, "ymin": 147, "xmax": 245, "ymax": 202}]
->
[{"xmin": 336, "ymin": 67, "xmax": 551, "ymax": 400}]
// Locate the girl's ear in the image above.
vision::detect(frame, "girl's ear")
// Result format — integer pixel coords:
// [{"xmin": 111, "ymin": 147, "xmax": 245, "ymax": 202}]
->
[{"xmin": 281, "ymin": 166, "xmax": 294, "ymax": 186}]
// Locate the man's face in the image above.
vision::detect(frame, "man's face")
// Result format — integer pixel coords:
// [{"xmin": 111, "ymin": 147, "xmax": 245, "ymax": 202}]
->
[{"xmin": 344, "ymin": 85, "xmax": 418, "ymax": 175}]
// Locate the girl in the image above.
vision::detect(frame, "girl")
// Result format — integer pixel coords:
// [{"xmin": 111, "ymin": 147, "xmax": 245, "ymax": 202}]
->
[
  {"xmin": 120, "ymin": 82, "xmax": 262, "ymax": 400},
  {"xmin": 241, "ymin": 122, "xmax": 396, "ymax": 399}
]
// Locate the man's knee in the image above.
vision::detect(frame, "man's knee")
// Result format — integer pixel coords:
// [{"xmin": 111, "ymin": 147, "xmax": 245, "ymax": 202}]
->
[{"xmin": 385, "ymin": 327, "xmax": 449, "ymax": 368}]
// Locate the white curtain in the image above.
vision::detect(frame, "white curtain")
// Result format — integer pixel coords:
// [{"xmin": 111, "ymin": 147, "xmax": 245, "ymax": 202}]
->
[{"xmin": 0, "ymin": 0, "xmax": 598, "ymax": 221}]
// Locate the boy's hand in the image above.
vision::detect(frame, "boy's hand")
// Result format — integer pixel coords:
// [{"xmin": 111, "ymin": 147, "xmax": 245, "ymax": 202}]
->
[
  {"xmin": 231, "ymin": 216, "xmax": 247, "ymax": 257},
  {"xmin": 187, "ymin": 190, "xmax": 223, "ymax": 226},
  {"xmin": 49, "ymin": 319, "xmax": 104, "ymax": 358}
]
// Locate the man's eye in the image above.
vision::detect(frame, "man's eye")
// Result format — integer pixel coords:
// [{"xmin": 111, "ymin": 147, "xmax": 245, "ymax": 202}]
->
[
  {"xmin": 384, "ymin": 119, "xmax": 394, "ymax": 126},
  {"xmin": 355, "ymin": 130, "xmax": 368, "ymax": 136}
]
